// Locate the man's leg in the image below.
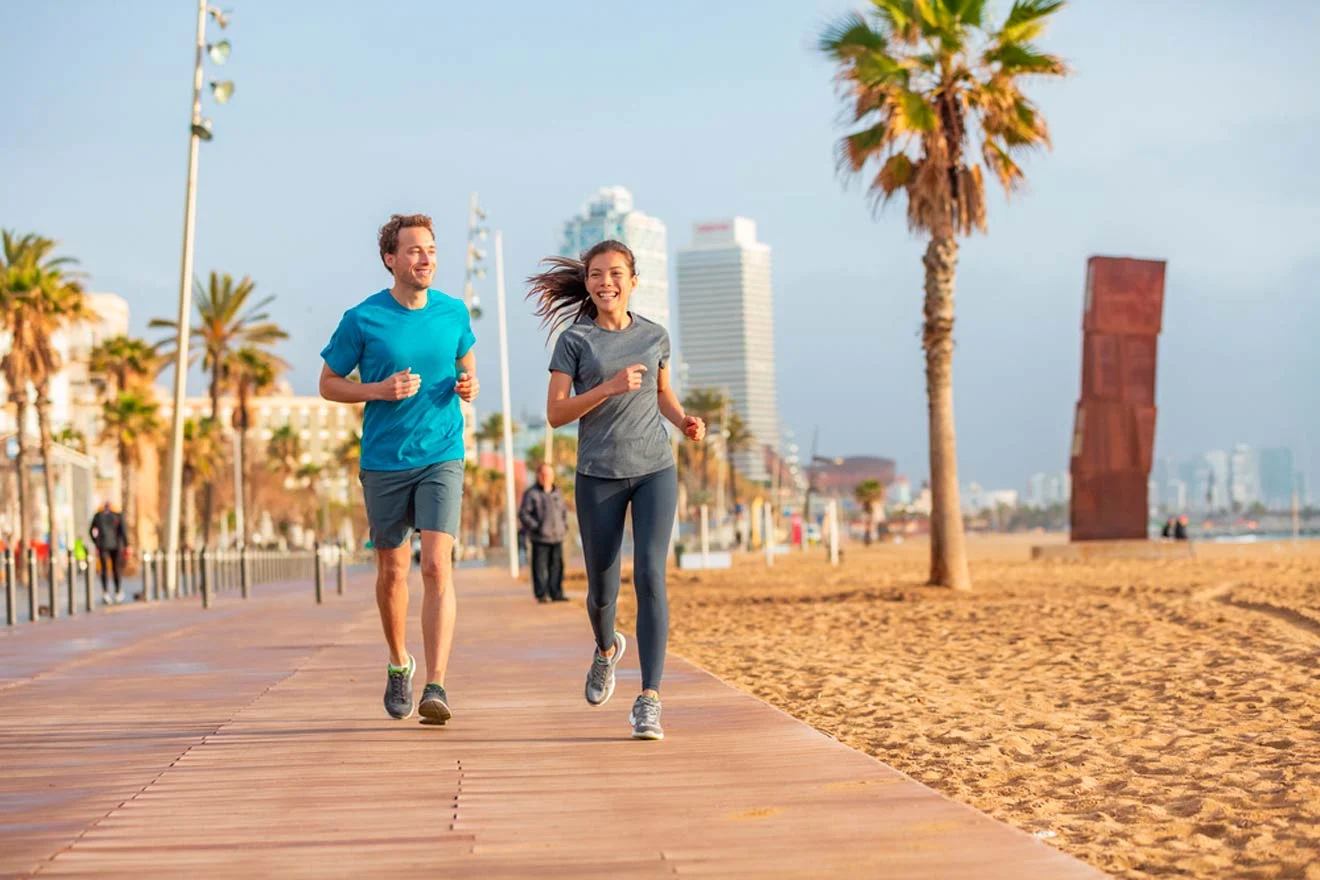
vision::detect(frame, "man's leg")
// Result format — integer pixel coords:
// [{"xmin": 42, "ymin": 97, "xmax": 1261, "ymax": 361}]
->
[
  {"xmin": 418, "ymin": 531, "xmax": 456, "ymax": 685},
  {"xmin": 531, "ymin": 541, "xmax": 550, "ymax": 600},
  {"xmin": 549, "ymin": 542, "xmax": 565, "ymax": 600},
  {"xmin": 96, "ymin": 548, "xmax": 110, "ymax": 594},
  {"xmin": 110, "ymin": 550, "xmax": 123, "ymax": 595},
  {"xmin": 375, "ymin": 545, "xmax": 411, "ymax": 666},
  {"xmin": 414, "ymin": 461, "xmax": 465, "ymax": 689}
]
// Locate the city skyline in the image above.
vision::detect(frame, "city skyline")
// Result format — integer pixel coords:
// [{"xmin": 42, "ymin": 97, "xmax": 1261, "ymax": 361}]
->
[{"xmin": 1, "ymin": 1, "xmax": 1316, "ymax": 492}]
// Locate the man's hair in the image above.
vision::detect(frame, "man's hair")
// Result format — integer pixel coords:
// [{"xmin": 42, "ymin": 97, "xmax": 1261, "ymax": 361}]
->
[{"xmin": 378, "ymin": 213, "xmax": 435, "ymax": 274}]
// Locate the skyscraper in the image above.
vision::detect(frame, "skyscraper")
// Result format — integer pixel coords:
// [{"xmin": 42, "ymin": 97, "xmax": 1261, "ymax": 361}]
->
[
  {"xmin": 559, "ymin": 186, "xmax": 669, "ymax": 330},
  {"xmin": 1259, "ymin": 447, "xmax": 1295, "ymax": 509},
  {"xmin": 676, "ymin": 218, "xmax": 780, "ymax": 483}
]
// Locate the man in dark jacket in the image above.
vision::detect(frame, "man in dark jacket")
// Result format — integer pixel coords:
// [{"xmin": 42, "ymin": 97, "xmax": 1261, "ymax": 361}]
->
[
  {"xmin": 88, "ymin": 501, "xmax": 128, "ymax": 603},
  {"xmin": 518, "ymin": 463, "xmax": 569, "ymax": 603}
]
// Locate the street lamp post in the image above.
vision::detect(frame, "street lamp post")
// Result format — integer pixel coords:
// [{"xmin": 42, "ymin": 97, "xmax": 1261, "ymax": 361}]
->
[
  {"xmin": 493, "ymin": 231, "xmax": 519, "ymax": 579},
  {"xmin": 163, "ymin": 3, "xmax": 233, "ymax": 596}
]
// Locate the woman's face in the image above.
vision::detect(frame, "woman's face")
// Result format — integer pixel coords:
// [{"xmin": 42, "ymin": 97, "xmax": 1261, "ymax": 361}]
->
[{"xmin": 585, "ymin": 251, "xmax": 637, "ymax": 316}]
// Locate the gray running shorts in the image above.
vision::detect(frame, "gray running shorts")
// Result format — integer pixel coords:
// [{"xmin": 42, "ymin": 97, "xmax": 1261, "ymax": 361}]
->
[{"xmin": 359, "ymin": 460, "xmax": 464, "ymax": 548}]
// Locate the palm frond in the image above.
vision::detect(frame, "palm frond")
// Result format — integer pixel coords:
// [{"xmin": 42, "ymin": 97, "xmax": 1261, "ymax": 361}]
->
[
  {"xmin": 818, "ymin": 11, "xmax": 887, "ymax": 58},
  {"xmin": 983, "ymin": 41, "xmax": 1067, "ymax": 76},
  {"xmin": 999, "ymin": 0, "xmax": 1065, "ymax": 43}
]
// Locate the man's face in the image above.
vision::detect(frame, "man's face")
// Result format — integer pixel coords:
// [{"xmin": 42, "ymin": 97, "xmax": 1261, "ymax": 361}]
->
[
  {"xmin": 538, "ymin": 465, "xmax": 554, "ymax": 490},
  {"xmin": 385, "ymin": 226, "xmax": 437, "ymax": 291}
]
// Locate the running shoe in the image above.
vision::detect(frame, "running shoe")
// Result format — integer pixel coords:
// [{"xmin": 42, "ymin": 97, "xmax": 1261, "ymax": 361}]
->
[{"xmin": 584, "ymin": 632, "xmax": 626, "ymax": 706}]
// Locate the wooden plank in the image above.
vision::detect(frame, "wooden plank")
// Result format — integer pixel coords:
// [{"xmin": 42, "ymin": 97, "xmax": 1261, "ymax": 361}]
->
[{"xmin": 0, "ymin": 570, "xmax": 1105, "ymax": 879}]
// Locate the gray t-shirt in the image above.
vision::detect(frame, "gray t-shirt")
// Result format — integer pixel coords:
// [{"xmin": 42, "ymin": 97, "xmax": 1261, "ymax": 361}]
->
[{"xmin": 549, "ymin": 313, "xmax": 674, "ymax": 479}]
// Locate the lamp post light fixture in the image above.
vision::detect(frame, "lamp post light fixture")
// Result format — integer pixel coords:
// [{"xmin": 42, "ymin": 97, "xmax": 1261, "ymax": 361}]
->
[
  {"xmin": 163, "ymin": 2, "xmax": 236, "ymax": 597},
  {"xmin": 462, "ymin": 193, "xmax": 488, "ymax": 320}
]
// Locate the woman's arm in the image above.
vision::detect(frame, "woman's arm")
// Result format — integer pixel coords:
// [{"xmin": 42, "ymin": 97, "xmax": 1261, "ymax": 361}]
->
[
  {"xmin": 657, "ymin": 365, "xmax": 706, "ymax": 440},
  {"xmin": 546, "ymin": 364, "xmax": 646, "ymax": 428}
]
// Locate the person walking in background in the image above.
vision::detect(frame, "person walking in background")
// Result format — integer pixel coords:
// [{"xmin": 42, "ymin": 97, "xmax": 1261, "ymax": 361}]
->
[
  {"xmin": 88, "ymin": 501, "xmax": 127, "ymax": 603},
  {"xmin": 319, "ymin": 212, "xmax": 479, "ymax": 725},
  {"xmin": 1174, "ymin": 515, "xmax": 1189, "ymax": 541},
  {"xmin": 529, "ymin": 240, "xmax": 705, "ymax": 741},
  {"xmin": 519, "ymin": 462, "xmax": 570, "ymax": 604},
  {"xmin": 1161, "ymin": 516, "xmax": 1176, "ymax": 539}
]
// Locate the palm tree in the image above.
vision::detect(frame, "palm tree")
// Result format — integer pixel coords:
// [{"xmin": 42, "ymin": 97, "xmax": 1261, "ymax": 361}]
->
[
  {"xmin": 89, "ymin": 335, "xmax": 161, "ymax": 397},
  {"xmin": 723, "ymin": 409, "xmax": 753, "ymax": 513},
  {"xmin": 223, "ymin": 345, "xmax": 287, "ymax": 544},
  {"xmin": 180, "ymin": 418, "xmax": 223, "ymax": 548},
  {"xmin": 1, "ymin": 232, "xmax": 89, "ymax": 553},
  {"xmin": 151, "ymin": 272, "xmax": 288, "ymax": 544},
  {"xmin": 0, "ymin": 232, "xmax": 49, "ymax": 549},
  {"xmin": 854, "ymin": 479, "xmax": 886, "ymax": 546},
  {"xmin": 481, "ymin": 467, "xmax": 506, "ymax": 548},
  {"xmin": 266, "ymin": 424, "xmax": 303, "ymax": 489},
  {"xmin": 101, "ymin": 392, "xmax": 163, "ymax": 550},
  {"xmin": 475, "ymin": 413, "xmax": 516, "ymax": 459},
  {"xmin": 54, "ymin": 426, "xmax": 87, "ymax": 454},
  {"xmin": 682, "ymin": 387, "xmax": 726, "ymax": 496},
  {"xmin": 820, "ymin": 0, "xmax": 1067, "ymax": 589}
]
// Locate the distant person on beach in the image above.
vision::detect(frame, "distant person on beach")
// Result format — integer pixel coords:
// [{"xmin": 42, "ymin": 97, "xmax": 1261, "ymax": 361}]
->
[
  {"xmin": 319, "ymin": 213, "xmax": 479, "ymax": 724},
  {"xmin": 1175, "ymin": 516, "xmax": 1189, "ymax": 541},
  {"xmin": 88, "ymin": 501, "xmax": 127, "ymax": 603},
  {"xmin": 528, "ymin": 240, "xmax": 705, "ymax": 741},
  {"xmin": 519, "ymin": 462, "xmax": 570, "ymax": 604},
  {"xmin": 1161, "ymin": 517, "xmax": 1176, "ymax": 539}
]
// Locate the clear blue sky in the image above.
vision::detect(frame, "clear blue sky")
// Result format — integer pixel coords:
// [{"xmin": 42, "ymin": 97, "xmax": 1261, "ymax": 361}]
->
[{"xmin": 3, "ymin": 0, "xmax": 1317, "ymax": 491}]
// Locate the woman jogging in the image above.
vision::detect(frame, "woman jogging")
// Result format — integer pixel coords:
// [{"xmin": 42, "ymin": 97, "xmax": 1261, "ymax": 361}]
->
[{"xmin": 528, "ymin": 240, "xmax": 704, "ymax": 741}]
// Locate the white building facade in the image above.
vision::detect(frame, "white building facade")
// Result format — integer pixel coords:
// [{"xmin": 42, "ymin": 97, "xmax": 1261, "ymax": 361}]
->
[{"xmin": 676, "ymin": 218, "xmax": 780, "ymax": 483}]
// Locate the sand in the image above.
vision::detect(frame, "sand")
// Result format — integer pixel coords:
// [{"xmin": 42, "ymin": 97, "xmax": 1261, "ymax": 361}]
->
[{"xmin": 581, "ymin": 535, "xmax": 1320, "ymax": 879}]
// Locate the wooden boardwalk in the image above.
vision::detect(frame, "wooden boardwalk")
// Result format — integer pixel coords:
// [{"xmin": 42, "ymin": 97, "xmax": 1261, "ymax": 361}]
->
[{"xmin": 0, "ymin": 567, "xmax": 1105, "ymax": 878}]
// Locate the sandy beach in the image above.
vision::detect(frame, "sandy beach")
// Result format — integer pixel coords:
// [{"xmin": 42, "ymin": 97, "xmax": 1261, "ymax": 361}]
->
[{"xmin": 577, "ymin": 535, "xmax": 1320, "ymax": 879}]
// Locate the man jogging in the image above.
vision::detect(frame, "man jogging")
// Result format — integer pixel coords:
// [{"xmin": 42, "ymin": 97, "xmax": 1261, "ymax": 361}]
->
[
  {"xmin": 319, "ymin": 213, "xmax": 478, "ymax": 723},
  {"xmin": 519, "ymin": 462, "xmax": 569, "ymax": 604},
  {"xmin": 88, "ymin": 501, "xmax": 127, "ymax": 603}
]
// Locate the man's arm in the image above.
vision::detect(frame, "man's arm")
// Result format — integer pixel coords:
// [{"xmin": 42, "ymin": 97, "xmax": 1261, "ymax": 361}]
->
[
  {"xmin": 319, "ymin": 363, "xmax": 418, "ymax": 404},
  {"xmin": 455, "ymin": 350, "xmax": 479, "ymax": 402},
  {"xmin": 518, "ymin": 490, "xmax": 538, "ymax": 533}
]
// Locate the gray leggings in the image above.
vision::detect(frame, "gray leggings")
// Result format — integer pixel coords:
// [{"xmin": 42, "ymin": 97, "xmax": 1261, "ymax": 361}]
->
[{"xmin": 575, "ymin": 466, "xmax": 678, "ymax": 693}]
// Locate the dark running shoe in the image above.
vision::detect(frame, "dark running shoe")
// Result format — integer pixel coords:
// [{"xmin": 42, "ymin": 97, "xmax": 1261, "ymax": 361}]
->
[
  {"xmin": 384, "ymin": 654, "xmax": 416, "ymax": 720},
  {"xmin": 630, "ymin": 694, "xmax": 664, "ymax": 741},
  {"xmin": 419, "ymin": 683, "xmax": 452, "ymax": 725}
]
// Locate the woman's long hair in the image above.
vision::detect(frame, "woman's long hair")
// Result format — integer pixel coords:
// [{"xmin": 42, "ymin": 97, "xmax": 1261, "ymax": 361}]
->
[{"xmin": 526, "ymin": 240, "xmax": 637, "ymax": 338}]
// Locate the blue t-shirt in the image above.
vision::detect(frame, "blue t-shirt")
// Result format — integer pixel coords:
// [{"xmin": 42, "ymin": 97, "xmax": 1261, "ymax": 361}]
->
[{"xmin": 320, "ymin": 289, "xmax": 476, "ymax": 471}]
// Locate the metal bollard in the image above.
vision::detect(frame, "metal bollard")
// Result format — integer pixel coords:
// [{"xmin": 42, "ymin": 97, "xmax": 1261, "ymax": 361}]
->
[
  {"xmin": 240, "ymin": 546, "xmax": 250, "ymax": 599},
  {"xmin": 67, "ymin": 550, "xmax": 76, "ymax": 615},
  {"xmin": 4, "ymin": 549, "xmax": 15, "ymax": 626},
  {"xmin": 26, "ymin": 547, "xmax": 38, "ymax": 622},
  {"xmin": 185, "ymin": 550, "xmax": 196, "ymax": 597},
  {"xmin": 47, "ymin": 554, "xmax": 58, "ymax": 619},
  {"xmin": 83, "ymin": 553, "xmax": 94, "ymax": 612},
  {"xmin": 314, "ymin": 541, "xmax": 324, "ymax": 604},
  {"xmin": 199, "ymin": 548, "xmax": 211, "ymax": 609},
  {"xmin": 336, "ymin": 543, "xmax": 345, "ymax": 596}
]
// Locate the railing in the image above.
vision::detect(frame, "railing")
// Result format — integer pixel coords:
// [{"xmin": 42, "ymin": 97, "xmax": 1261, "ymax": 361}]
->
[{"xmin": 3, "ymin": 541, "xmax": 367, "ymax": 626}]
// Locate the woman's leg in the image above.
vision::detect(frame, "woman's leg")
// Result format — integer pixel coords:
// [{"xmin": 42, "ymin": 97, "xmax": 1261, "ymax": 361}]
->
[
  {"xmin": 629, "ymin": 467, "xmax": 679, "ymax": 693},
  {"xmin": 575, "ymin": 473, "xmax": 632, "ymax": 653}
]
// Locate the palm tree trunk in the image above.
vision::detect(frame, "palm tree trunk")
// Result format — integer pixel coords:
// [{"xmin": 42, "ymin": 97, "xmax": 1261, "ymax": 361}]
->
[
  {"xmin": 922, "ymin": 236, "xmax": 971, "ymax": 590},
  {"xmin": 122, "ymin": 453, "xmax": 138, "ymax": 551},
  {"xmin": 183, "ymin": 473, "xmax": 197, "ymax": 550},
  {"xmin": 202, "ymin": 370, "xmax": 221, "ymax": 547},
  {"xmin": 11, "ymin": 395, "xmax": 33, "ymax": 552},
  {"xmin": 35, "ymin": 390, "xmax": 60, "ymax": 557},
  {"xmin": 238, "ymin": 426, "xmax": 249, "ymax": 545}
]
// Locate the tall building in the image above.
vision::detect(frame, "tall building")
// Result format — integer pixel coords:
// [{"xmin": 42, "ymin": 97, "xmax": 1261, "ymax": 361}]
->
[
  {"xmin": 1259, "ymin": 447, "xmax": 1295, "ymax": 509},
  {"xmin": 676, "ymin": 218, "xmax": 780, "ymax": 483},
  {"xmin": 1202, "ymin": 450, "xmax": 1230, "ymax": 511},
  {"xmin": 559, "ymin": 186, "xmax": 669, "ymax": 331},
  {"xmin": 1229, "ymin": 443, "xmax": 1260, "ymax": 509}
]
